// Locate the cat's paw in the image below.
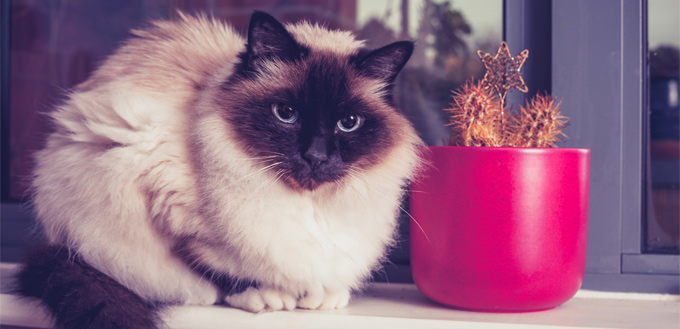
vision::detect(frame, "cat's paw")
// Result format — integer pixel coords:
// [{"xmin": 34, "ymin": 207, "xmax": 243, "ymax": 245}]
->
[
  {"xmin": 225, "ymin": 287, "xmax": 297, "ymax": 312},
  {"xmin": 298, "ymin": 290, "xmax": 350, "ymax": 310}
]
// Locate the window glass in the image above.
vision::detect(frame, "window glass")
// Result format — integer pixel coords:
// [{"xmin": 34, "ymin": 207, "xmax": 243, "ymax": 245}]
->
[
  {"xmin": 357, "ymin": 0, "xmax": 502, "ymax": 147},
  {"xmin": 647, "ymin": 0, "xmax": 680, "ymax": 254}
]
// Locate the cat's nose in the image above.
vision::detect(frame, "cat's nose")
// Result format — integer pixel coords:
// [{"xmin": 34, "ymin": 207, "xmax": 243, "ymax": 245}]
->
[{"xmin": 304, "ymin": 136, "xmax": 328, "ymax": 166}]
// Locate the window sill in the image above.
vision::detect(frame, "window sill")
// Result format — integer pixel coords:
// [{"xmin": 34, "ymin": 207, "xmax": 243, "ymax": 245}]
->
[{"xmin": 1, "ymin": 263, "xmax": 678, "ymax": 329}]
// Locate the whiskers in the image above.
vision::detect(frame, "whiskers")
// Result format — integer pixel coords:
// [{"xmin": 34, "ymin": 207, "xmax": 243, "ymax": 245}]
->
[
  {"xmin": 241, "ymin": 169, "xmax": 287, "ymax": 205},
  {"xmin": 347, "ymin": 165, "xmax": 426, "ymax": 195},
  {"xmin": 229, "ymin": 153, "xmax": 283, "ymax": 163},
  {"xmin": 223, "ymin": 152, "xmax": 285, "ymax": 185},
  {"xmin": 232, "ymin": 161, "xmax": 282, "ymax": 184},
  {"xmin": 212, "ymin": 151, "xmax": 290, "ymax": 216},
  {"xmin": 345, "ymin": 166, "xmax": 432, "ymax": 246},
  {"xmin": 230, "ymin": 168, "xmax": 288, "ymax": 219}
]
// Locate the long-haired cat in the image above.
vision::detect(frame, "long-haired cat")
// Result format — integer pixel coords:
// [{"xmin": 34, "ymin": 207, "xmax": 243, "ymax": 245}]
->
[{"xmin": 17, "ymin": 11, "xmax": 422, "ymax": 329}]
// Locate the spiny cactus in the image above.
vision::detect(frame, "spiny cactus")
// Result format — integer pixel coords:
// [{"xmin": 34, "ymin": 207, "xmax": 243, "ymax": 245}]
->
[
  {"xmin": 446, "ymin": 42, "xmax": 569, "ymax": 148},
  {"xmin": 445, "ymin": 81, "xmax": 504, "ymax": 147},
  {"xmin": 507, "ymin": 94, "xmax": 569, "ymax": 148}
]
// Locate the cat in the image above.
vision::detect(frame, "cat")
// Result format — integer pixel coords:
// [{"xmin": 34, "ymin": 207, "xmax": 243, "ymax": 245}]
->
[{"xmin": 16, "ymin": 11, "xmax": 422, "ymax": 329}]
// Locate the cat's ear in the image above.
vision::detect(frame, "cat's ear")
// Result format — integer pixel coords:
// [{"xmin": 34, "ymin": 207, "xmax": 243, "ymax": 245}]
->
[
  {"xmin": 246, "ymin": 11, "xmax": 305, "ymax": 63},
  {"xmin": 352, "ymin": 41, "xmax": 414, "ymax": 82}
]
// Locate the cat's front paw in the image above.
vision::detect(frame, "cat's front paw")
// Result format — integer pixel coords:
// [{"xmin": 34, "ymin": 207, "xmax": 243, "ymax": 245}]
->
[
  {"xmin": 298, "ymin": 289, "xmax": 350, "ymax": 310},
  {"xmin": 225, "ymin": 287, "xmax": 297, "ymax": 312}
]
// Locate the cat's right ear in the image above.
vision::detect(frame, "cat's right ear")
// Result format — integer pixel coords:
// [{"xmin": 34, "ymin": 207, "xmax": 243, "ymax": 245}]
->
[{"xmin": 245, "ymin": 11, "xmax": 306, "ymax": 65}]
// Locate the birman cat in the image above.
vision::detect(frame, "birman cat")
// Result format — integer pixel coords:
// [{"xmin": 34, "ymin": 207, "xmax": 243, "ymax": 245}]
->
[{"xmin": 17, "ymin": 11, "xmax": 422, "ymax": 329}]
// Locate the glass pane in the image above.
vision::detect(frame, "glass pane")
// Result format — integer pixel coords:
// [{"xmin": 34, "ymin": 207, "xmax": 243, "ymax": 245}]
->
[
  {"xmin": 358, "ymin": 0, "xmax": 502, "ymax": 147},
  {"xmin": 646, "ymin": 0, "xmax": 680, "ymax": 253}
]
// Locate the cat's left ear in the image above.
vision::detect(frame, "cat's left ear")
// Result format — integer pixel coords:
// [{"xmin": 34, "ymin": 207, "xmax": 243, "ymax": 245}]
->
[
  {"xmin": 352, "ymin": 41, "xmax": 414, "ymax": 83},
  {"xmin": 246, "ymin": 11, "xmax": 306, "ymax": 63}
]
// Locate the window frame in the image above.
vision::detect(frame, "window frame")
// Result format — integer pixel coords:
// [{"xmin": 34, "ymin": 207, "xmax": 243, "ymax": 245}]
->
[
  {"xmin": 1, "ymin": 0, "xmax": 10, "ymax": 202},
  {"xmin": 506, "ymin": 0, "xmax": 678, "ymax": 293}
]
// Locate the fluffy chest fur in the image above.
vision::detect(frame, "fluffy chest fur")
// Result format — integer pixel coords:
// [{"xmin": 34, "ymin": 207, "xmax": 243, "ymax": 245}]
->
[
  {"xmin": 191, "ymin": 105, "xmax": 413, "ymax": 295},
  {"xmin": 30, "ymin": 12, "xmax": 422, "ymax": 313}
]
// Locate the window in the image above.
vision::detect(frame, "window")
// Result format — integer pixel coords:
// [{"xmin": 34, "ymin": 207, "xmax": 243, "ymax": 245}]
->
[{"xmin": 2, "ymin": 0, "xmax": 677, "ymax": 294}]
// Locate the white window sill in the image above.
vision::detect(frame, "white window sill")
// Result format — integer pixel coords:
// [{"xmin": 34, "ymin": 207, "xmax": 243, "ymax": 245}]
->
[{"xmin": 1, "ymin": 263, "xmax": 678, "ymax": 329}]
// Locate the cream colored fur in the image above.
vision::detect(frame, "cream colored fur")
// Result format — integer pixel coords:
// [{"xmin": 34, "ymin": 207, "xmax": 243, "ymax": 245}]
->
[{"xmin": 32, "ymin": 14, "xmax": 422, "ymax": 312}]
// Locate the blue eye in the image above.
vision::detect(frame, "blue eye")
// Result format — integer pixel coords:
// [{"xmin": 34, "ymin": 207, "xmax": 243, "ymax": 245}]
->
[
  {"xmin": 272, "ymin": 103, "xmax": 298, "ymax": 123},
  {"xmin": 337, "ymin": 114, "xmax": 364, "ymax": 133}
]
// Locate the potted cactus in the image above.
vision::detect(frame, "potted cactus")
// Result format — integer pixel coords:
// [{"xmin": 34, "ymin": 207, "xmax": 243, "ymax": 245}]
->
[{"xmin": 409, "ymin": 42, "xmax": 591, "ymax": 312}]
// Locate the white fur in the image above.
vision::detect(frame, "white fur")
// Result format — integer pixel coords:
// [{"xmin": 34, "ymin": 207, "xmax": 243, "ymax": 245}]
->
[{"xmin": 32, "ymin": 15, "xmax": 422, "ymax": 311}]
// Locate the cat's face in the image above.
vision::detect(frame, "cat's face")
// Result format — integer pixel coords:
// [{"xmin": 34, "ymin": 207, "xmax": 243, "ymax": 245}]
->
[{"xmin": 216, "ymin": 12, "xmax": 414, "ymax": 191}]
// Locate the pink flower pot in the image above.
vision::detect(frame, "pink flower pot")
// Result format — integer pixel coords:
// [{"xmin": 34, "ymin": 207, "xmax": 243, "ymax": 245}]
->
[{"xmin": 410, "ymin": 146, "xmax": 590, "ymax": 312}]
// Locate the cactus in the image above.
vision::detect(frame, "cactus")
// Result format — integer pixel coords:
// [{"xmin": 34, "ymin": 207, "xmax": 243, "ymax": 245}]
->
[
  {"xmin": 446, "ymin": 42, "xmax": 568, "ymax": 148},
  {"xmin": 445, "ymin": 81, "xmax": 504, "ymax": 147},
  {"xmin": 507, "ymin": 94, "xmax": 569, "ymax": 148}
]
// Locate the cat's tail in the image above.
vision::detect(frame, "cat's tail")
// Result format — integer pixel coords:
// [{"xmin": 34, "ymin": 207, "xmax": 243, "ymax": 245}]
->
[{"xmin": 15, "ymin": 244, "xmax": 163, "ymax": 329}]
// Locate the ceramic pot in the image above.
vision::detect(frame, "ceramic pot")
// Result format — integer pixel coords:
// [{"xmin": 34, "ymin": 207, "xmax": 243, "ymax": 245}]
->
[{"xmin": 410, "ymin": 146, "xmax": 590, "ymax": 312}]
